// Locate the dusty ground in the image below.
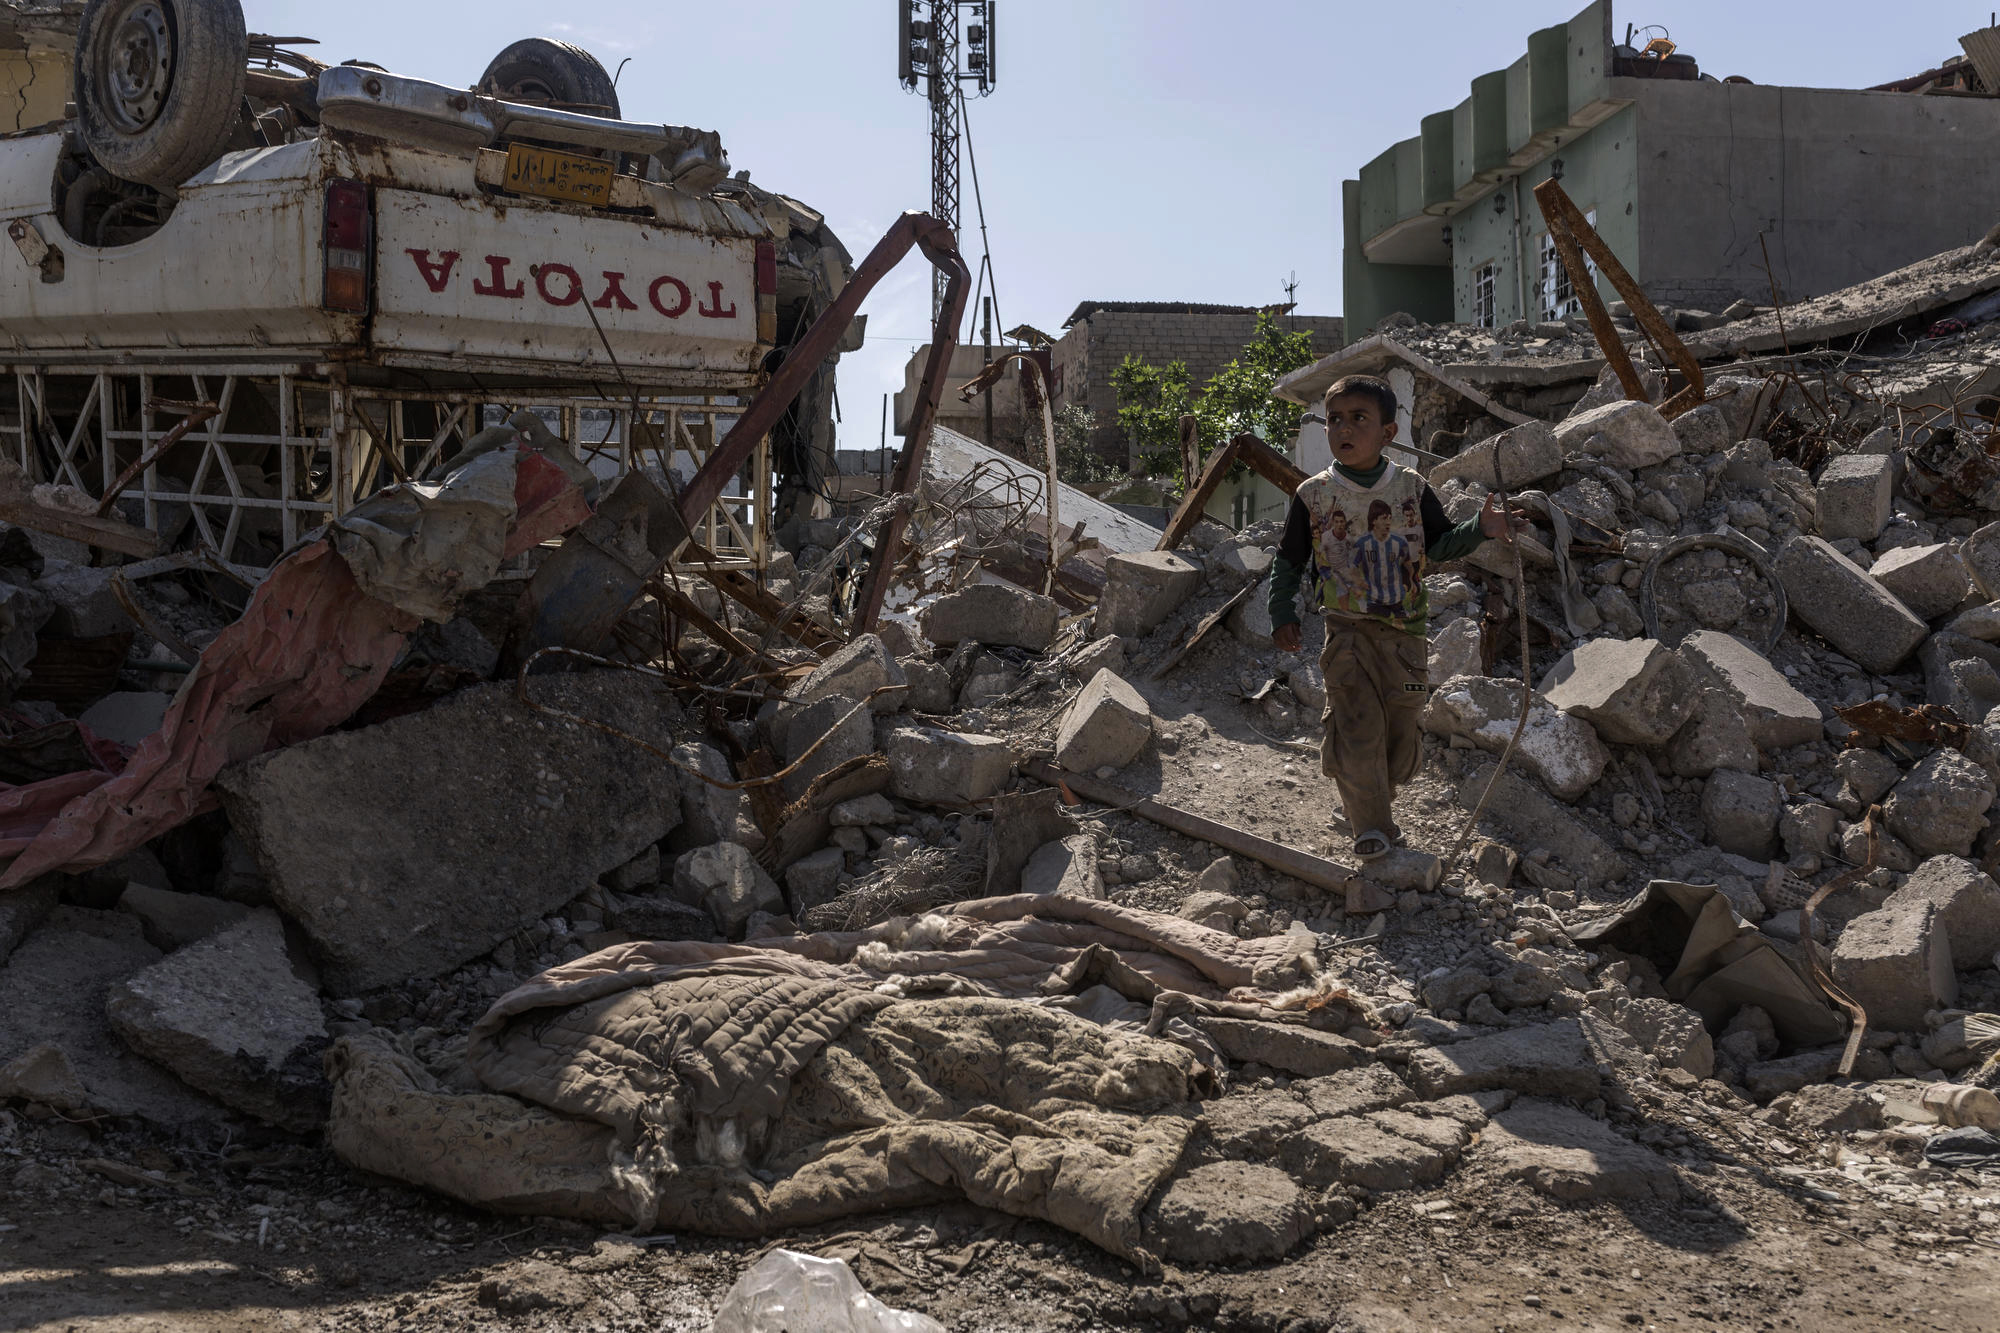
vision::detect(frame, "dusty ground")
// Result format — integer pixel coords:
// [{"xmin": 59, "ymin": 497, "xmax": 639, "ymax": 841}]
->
[{"xmin": 8, "ymin": 572, "xmax": 2000, "ymax": 1333}]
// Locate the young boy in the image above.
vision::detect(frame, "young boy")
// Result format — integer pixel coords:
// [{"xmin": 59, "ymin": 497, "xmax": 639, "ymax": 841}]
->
[{"xmin": 1269, "ymin": 374, "xmax": 1524, "ymax": 862}]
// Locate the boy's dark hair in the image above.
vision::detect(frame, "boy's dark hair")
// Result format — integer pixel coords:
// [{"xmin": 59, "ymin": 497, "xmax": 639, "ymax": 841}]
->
[
  {"xmin": 1367, "ymin": 499, "xmax": 1392, "ymax": 524},
  {"xmin": 1324, "ymin": 374, "xmax": 1397, "ymax": 424}
]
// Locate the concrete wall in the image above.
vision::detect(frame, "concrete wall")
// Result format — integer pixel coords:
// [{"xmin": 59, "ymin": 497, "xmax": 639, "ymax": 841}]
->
[
  {"xmin": 1633, "ymin": 79, "xmax": 2000, "ymax": 311},
  {"xmin": 892, "ymin": 344, "xmax": 1032, "ymax": 454},
  {"xmin": 0, "ymin": 51, "xmax": 69, "ymax": 132},
  {"xmin": 1447, "ymin": 103, "xmax": 1639, "ymax": 326},
  {"xmin": 1343, "ymin": 180, "xmax": 1453, "ymax": 345}
]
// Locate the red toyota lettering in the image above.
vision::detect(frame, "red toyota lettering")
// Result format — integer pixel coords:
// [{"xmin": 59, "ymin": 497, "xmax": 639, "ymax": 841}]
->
[
  {"xmin": 405, "ymin": 248, "xmax": 460, "ymax": 293},
  {"xmin": 593, "ymin": 271, "xmax": 638, "ymax": 311},
  {"xmin": 472, "ymin": 255, "xmax": 524, "ymax": 299},
  {"xmin": 697, "ymin": 281, "xmax": 738, "ymax": 320},
  {"xmin": 534, "ymin": 262, "xmax": 583, "ymax": 307},
  {"xmin": 649, "ymin": 275, "xmax": 691, "ymax": 318}
]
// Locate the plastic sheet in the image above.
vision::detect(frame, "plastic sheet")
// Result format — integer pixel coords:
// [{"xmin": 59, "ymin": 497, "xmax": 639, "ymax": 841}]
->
[{"xmin": 711, "ymin": 1250, "xmax": 944, "ymax": 1333}]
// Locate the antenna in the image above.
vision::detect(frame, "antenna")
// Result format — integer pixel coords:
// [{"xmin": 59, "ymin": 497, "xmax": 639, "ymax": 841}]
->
[{"xmin": 897, "ymin": 2, "xmax": 997, "ymax": 321}]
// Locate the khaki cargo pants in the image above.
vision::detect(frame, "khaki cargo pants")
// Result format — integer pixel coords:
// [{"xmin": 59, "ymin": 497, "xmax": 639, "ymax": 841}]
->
[{"xmin": 1318, "ymin": 616, "xmax": 1429, "ymax": 844}]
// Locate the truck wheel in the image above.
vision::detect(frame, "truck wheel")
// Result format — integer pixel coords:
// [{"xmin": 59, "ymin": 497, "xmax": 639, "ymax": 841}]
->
[
  {"xmin": 73, "ymin": 0, "xmax": 247, "ymax": 193},
  {"xmin": 478, "ymin": 38, "xmax": 620, "ymax": 118}
]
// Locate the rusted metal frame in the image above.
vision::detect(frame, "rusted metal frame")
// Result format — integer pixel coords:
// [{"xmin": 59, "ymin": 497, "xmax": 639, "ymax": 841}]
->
[
  {"xmin": 109, "ymin": 566, "xmax": 200, "ymax": 664},
  {"xmin": 1800, "ymin": 805, "xmax": 1879, "ymax": 1077},
  {"xmin": 685, "ymin": 544, "xmax": 838, "ymax": 650},
  {"xmin": 1156, "ymin": 433, "xmax": 1308, "ymax": 552},
  {"xmin": 95, "ymin": 399, "xmax": 219, "ymax": 517},
  {"xmin": 1533, "ymin": 178, "xmax": 1705, "ymax": 419},
  {"xmin": 854, "ymin": 222, "xmax": 972, "ymax": 633},
  {"xmin": 1023, "ymin": 760, "xmax": 1356, "ymax": 893},
  {"xmin": 646, "ymin": 576, "xmax": 759, "ymax": 660},
  {"xmin": 958, "ymin": 349, "xmax": 1061, "ymax": 594}
]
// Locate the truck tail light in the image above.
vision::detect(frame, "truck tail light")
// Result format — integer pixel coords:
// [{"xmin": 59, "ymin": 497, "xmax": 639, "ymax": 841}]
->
[
  {"xmin": 323, "ymin": 180, "xmax": 373, "ymax": 314},
  {"xmin": 755, "ymin": 240, "xmax": 777, "ymax": 344}
]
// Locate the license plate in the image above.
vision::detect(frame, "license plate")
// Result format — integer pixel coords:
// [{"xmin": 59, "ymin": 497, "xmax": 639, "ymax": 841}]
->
[{"xmin": 502, "ymin": 144, "xmax": 614, "ymax": 206}]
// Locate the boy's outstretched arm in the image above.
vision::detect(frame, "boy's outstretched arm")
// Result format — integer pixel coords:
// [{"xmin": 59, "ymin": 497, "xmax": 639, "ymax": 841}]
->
[{"xmin": 1269, "ymin": 494, "xmax": 1311, "ymax": 653}]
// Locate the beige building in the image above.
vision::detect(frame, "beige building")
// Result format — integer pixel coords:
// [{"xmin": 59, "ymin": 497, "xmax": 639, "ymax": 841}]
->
[{"xmin": 890, "ymin": 343, "xmax": 1037, "ymax": 458}]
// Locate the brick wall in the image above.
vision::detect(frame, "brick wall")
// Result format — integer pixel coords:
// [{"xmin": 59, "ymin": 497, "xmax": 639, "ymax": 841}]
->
[{"xmin": 1051, "ymin": 310, "xmax": 1344, "ymax": 466}]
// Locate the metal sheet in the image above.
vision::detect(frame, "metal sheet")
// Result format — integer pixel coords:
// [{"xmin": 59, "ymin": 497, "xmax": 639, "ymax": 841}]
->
[{"xmin": 371, "ymin": 189, "xmax": 762, "ymax": 375}]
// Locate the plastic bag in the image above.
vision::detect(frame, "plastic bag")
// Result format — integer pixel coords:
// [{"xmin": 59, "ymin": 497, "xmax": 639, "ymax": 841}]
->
[{"xmin": 710, "ymin": 1250, "xmax": 946, "ymax": 1333}]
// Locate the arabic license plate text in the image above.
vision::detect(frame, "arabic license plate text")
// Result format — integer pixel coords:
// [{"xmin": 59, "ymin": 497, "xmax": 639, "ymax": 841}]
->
[{"xmin": 503, "ymin": 145, "xmax": 614, "ymax": 206}]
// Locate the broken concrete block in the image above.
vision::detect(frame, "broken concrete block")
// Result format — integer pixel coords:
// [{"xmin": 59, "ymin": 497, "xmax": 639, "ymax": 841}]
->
[
  {"xmin": 918, "ymin": 583, "xmax": 1059, "ymax": 651},
  {"xmin": 1480, "ymin": 1099, "xmax": 1681, "ymax": 1201},
  {"xmin": 1285, "ymin": 1112, "xmax": 1467, "ymax": 1192},
  {"xmin": 604, "ymin": 845, "xmax": 661, "ymax": 892},
  {"xmin": 0, "ymin": 878, "xmax": 56, "ymax": 965},
  {"xmin": 1423, "ymin": 966, "xmax": 1492, "ymax": 1014},
  {"xmin": 1700, "ymin": 769, "xmax": 1782, "ymax": 859},
  {"xmin": 216, "ymin": 672, "xmax": 683, "ymax": 995},
  {"xmin": 1780, "ymin": 802, "xmax": 1841, "ymax": 868},
  {"xmin": 104, "ymin": 910, "xmax": 327, "ymax": 1133},
  {"xmin": 886, "ymin": 727, "xmax": 1013, "ymax": 805},
  {"xmin": 116, "ymin": 885, "xmax": 250, "ymax": 953},
  {"xmin": 1782, "ymin": 1083, "xmax": 1884, "ymax": 1133},
  {"xmin": 1456, "ymin": 761, "xmax": 1626, "ymax": 885},
  {"xmin": 1744, "ymin": 1048, "xmax": 1842, "ymax": 1100},
  {"xmin": 1069, "ymin": 635, "xmax": 1126, "ymax": 680},
  {"xmin": 1428, "ymin": 617, "xmax": 1484, "ymax": 683},
  {"xmin": 1097, "ymin": 551, "xmax": 1202, "ymax": 639},
  {"xmin": 669, "ymin": 741, "xmax": 744, "ymax": 854},
  {"xmin": 1406, "ymin": 1018, "xmax": 1600, "ymax": 1101},
  {"xmin": 1226, "ymin": 581, "xmax": 1277, "ymax": 649},
  {"xmin": 1839, "ymin": 818, "xmax": 1918, "ymax": 873},
  {"xmin": 1538, "ymin": 637, "xmax": 1694, "ymax": 745},
  {"xmin": 1884, "ymin": 748, "xmax": 1996, "ymax": 859},
  {"xmin": 1666, "ymin": 688, "xmax": 1760, "ymax": 778},
  {"xmin": 1670, "ymin": 402, "xmax": 1733, "ymax": 456},
  {"xmin": 1814, "ymin": 454, "xmax": 1896, "ymax": 541},
  {"xmin": 897, "ymin": 659, "xmax": 954, "ymax": 714},
  {"xmin": 34, "ymin": 559, "xmax": 137, "ymax": 638},
  {"xmin": 1773, "ymin": 536, "xmax": 1929, "ymax": 674},
  {"xmin": 1869, "ymin": 542, "xmax": 1970, "ymax": 622},
  {"xmin": 1616, "ymin": 997, "xmax": 1715, "ymax": 1078},
  {"xmin": 1195, "ymin": 1018, "xmax": 1364, "ymax": 1077},
  {"xmin": 1676, "ymin": 630, "xmax": 1823, "ymax": 751},
  {"xmin": 1367, "ymin": 847, "xmax": 1443, "ymax": 893},
  {"xmin": 1422, "ymin": 675, "xmax": 1608, "ymax": 801},
  {"xmin": 1140, "ymin": 1161, "xmax": 1315, "ymax": 1265},
  {"xmin": 0, "ymin": 1043, "xmax": 101, "ymax": 1118},
  {"xmin": 1427, "ymin": 419, "xmax": 1561, "ymax": 491},
  {"xmin": 775, "ymin": 692, "xmax": 876, "ymax": 802},
  {"xmin": 1055, "ymin": 668, "xmax": 1153, "ymax": 773},
  {"xmin": 1832, "ymin": 902, "xmax": 1956, "ymax": 1031},
  {"xmin": 785, "ymin": 634, "xmax": 906, "ymax": 713},
  {"xmin": 830, "ymin": 793, "xmax": 897, "ymax": 827},
  {"xmin": 79, "ymin": 691, "xmax": 171, "ymax": 747},
  {"xmin": 671, "ymin": 842, "xmax": 784, "ymax": 935},
  {"xmin": 1884, "ymin": 854, "xmax": 2000, "ymax": 965},
  {"xmin": 782, "ymin": 847, "xmax": 847, "ymax": 916},
  {"xmin": 1836, "ymin": 748, "xmax": 1902, "ymax": 809},
  {"xmin": 1021, "ymin": 835, "xmax": 1103, "ymax": 899},
  {"xmin": 1552, "ymin": 399, "xmax": 1680, "ymax": 469},
  {"xmin": 0, "ymin": 917, "xmax": 222, "ymax": 1126},
  {"xmin": 1345, "ymin": 879, "xmax": 1397, "ymax": 915}
]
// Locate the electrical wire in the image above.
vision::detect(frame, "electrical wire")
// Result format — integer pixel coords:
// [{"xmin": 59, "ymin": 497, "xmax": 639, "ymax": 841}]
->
[{"xmin": 955, "ymin": 83, "xmax": 1004, "ymax": 346}]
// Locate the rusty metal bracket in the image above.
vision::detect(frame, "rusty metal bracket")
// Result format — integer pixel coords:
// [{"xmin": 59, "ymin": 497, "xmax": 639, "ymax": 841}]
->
[
  {"xmin": 1533, "ymin": 178, "xmax": 1704, "ymax": 419},
  {"xmin": 1157, "ymin": 432, "xmax": 1308, "ymax": 552},
  {"xmin": 1800, "ymin": 805, "xmax": 1879, "ymax": 1077}
]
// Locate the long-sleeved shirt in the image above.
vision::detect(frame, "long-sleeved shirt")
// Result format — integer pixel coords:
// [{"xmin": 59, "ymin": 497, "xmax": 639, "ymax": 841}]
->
[{"xmin": 1267, "ymin": 457, "xmax": 1487, "ymax": 635}]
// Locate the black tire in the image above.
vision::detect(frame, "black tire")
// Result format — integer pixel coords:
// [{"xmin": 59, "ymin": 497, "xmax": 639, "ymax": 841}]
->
[
  {"xmin": 73, "ymin": 0, "xmax": 246, "ymax": 192},
  {"xmin": 478, "ymin": 38, "xmax": 620, "ymax": 118}
]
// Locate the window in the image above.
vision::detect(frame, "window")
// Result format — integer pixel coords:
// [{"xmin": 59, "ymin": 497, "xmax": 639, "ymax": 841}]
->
[
  {"xmin": 1232, "ymin": 491, "xmax": 1251, "ymax": 529},
  {"xmin": 1471, "ymin": 263, "xmax": 1497, "ymax": 329},
  {"xmin": 1537, "ymin": 208, "xmax": 1598, "ymax": 321}
]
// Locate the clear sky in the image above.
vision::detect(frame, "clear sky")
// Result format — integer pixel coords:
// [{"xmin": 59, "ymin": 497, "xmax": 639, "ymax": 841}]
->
[{"xmin": 256, "ymin": 0, "xmax": 1977, "ymax": 447}]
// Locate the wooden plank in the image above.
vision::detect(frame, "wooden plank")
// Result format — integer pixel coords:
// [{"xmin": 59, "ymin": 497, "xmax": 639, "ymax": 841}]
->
[
  {"xmin": 1156, "ymin": 433, "xmax": 1259, "ymax": 552},
  {"xmin": 1022, "ymin": 760, "xmax": 1357, "ymax": 892},
  {"xmin": 1375, "ymin": 340, "xmax": 1536, "ymax": 428},
  {"xmin": 0, "ymin": 499, "xmax": 163, "ymax": 558}
]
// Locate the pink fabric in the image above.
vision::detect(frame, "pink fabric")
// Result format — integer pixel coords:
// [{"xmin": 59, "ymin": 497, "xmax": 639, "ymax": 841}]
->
[{"xmin": 0, "ymin": 449, "xmax": 586, "ymax": 887}]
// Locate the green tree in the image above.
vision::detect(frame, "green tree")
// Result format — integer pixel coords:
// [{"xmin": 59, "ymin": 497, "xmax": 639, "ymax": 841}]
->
[
  {"xmin": 1110, "ymin": 311, "xmax": 1323, "ymax": 487},
  {"xmin": 1032, "ymin": 405, "xmax": 1120, "ymax": 484},
  {"xmin": 1110, "ymin": 354, "xmax": 1195, "ymax": 476},
  {"xmin": 1191, "ymin": 311, "xmax": 1320, "ymax": 459}
]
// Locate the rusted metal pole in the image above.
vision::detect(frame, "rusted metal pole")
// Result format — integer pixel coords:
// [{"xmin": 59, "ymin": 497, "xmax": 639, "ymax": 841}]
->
[
  {"xmin": 852, "ymin": 224, "xmax": 971, "ymax": 633},
  {"xmin": 675, "ymin": 211, "xmax": 964, "ymax": 541}
]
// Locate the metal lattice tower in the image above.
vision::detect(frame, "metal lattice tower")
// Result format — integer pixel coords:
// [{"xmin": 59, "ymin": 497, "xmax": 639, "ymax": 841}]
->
[{"xmin": 899, "ymin": 2, "xmax": 995, "ymax": 323}]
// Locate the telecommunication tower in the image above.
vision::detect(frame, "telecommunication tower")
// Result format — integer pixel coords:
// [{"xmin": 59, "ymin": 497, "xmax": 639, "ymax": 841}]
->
[{"xmin": 897, "ymin": 1, "xmax": 996, "ymax": 322}]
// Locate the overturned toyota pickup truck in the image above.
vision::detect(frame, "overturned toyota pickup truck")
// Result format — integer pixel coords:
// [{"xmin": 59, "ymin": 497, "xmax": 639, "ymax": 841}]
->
[{"xmin": 0, "ymin": 0, "xmax": 854, "ymax": 569}]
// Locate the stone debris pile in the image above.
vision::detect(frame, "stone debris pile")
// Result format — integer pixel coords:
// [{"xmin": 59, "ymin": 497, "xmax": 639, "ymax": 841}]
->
[{"xmin": 5, "ymin": 242, "xmax": 2000, "ymax": 1309}]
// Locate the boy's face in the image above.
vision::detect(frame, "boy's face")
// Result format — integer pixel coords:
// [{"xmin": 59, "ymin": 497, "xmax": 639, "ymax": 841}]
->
[
  {"xmin": 1331, "ymin": 512, "xmax": 1348, "ymax": 538},
  {"xmin": 1325, "ymin": 392, "xmax": 1397, "ymax": 470},
  {"xmin": 1371, "ymin": 512, "xmax": 1392, "ymax": 539}
]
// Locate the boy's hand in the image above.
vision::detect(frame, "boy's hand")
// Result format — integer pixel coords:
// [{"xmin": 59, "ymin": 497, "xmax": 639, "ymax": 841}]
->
[
  {"xmin": 1480, "ymin": 494, "xmax": 1532, "ymax": 542},
  {"xmin": 1273, "ymin": 622, "xmax": 1303, "ymax": 653}
]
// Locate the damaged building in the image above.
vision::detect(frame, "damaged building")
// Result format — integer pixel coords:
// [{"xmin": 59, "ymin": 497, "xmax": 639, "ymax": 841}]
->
[
  {"xmin": 1345, "ymin": 0, "xmax": 2000, "ymax": 339},
  {"xmin": 7, "ymin": 2, "xmax": 2000, "ymax": 1330}
]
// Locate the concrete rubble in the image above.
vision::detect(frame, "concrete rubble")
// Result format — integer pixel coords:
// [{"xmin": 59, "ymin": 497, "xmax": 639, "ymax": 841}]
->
[{"xmin": 7, "ymin": 214, "xmax": 2000, "ymax": 1333}]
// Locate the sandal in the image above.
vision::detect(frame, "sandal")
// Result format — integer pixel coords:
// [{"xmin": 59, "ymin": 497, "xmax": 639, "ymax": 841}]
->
[{"xmin": 1353, "ymin": 829, "xmax": 1391, "ymax": 862}]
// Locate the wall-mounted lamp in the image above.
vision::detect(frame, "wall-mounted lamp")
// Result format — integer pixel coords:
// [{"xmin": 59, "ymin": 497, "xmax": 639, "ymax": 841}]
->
[
  {"xmin": 1442, "ymin": 225, "xmax": 1454, "ymax": 248},
  {"xmin": 1492, "ymin": 192, "xmax": 1507, "ymax": 215},
  {"xmin": 1550, "ymin": 157, "xmax": 1566, "ymax": 182}
]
